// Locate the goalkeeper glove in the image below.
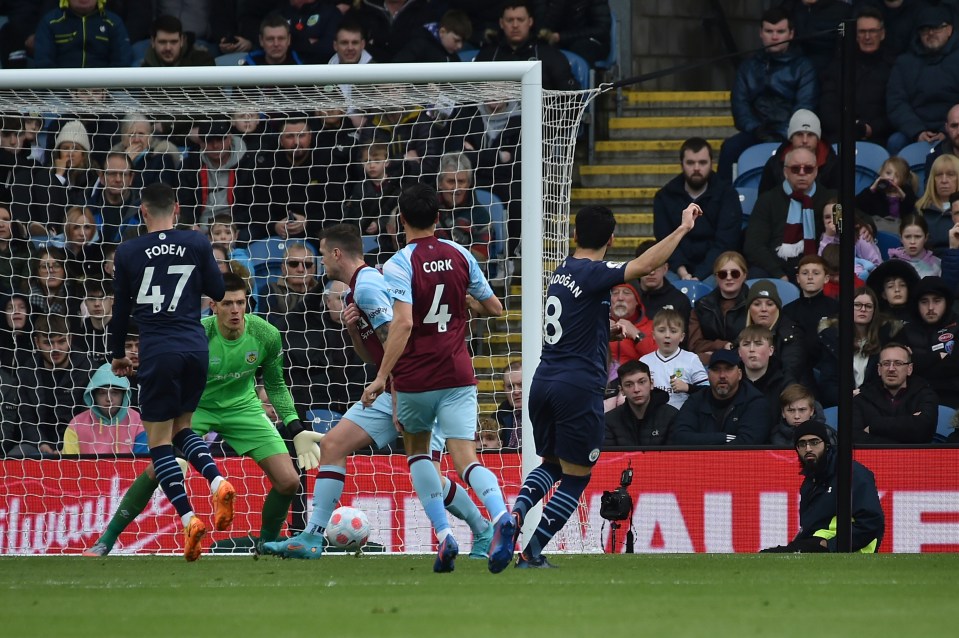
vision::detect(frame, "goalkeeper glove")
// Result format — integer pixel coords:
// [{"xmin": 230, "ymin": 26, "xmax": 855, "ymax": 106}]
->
[{"xmin": 287, "ymin": 419, "xmax": 323, "ymax": 471}]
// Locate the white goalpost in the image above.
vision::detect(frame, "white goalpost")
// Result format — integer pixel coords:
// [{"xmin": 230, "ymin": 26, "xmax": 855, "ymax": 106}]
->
[{"xmin": 0, "ymin": 62, "xmax": 600, "ymax": 555}]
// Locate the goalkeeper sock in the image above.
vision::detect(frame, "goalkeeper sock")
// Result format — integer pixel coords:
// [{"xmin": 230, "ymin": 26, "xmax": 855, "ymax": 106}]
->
[
  {"xmin": 443, "ymin": 478, "xmax": 487, "ymax": 535},
  {"xmin": 524, "ymin": 473, "xmax": 590, "ymax": 557},
  {"xmin": 150, "ymin": 445, "xmax": 192, "ymax": 518},
  {"xmin": 513, "ymin": 462, "xmax": 562, "ymax": 523},
  {"xmin": 259, "ymin": 488, "xmax": 295, "ymax": 543},
  {"xmin": 306, "ymin": 465, "xmax": 346, "ymax": 535},
  {"xmin": 172, "ymin": 429, "xmax": 222, "ymax": 487},
  {"xmin": 462, "ymin": 462, "xmax": 507, "ymax": 523},
  {"xmin": 98, "ymin": 470, "xmax": 159, "ymax": 550},
  {"xmin": 408, "ymin": 454, "xmax": 451, "ymax": 535}
]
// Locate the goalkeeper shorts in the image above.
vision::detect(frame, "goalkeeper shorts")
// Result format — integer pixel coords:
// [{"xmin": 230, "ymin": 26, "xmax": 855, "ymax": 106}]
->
[{"xmin": 191, "ymin": 405, "xmax": 287, "ymax": 462}]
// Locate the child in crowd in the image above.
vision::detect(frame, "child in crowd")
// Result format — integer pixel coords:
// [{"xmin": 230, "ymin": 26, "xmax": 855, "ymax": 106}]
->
[
  {"xmin": 820, "ymin": 244, "xmax": 866, "ymax": 299},
  {"xmin": 209, "ymin": 213, "xmax": 253, "ymax": 277},
  {"xmin": 818, "ymin": 200, "xmax": 881, "ymax": 281},
  {"xmin": 476, "ymin": 416, "xmax": 502, "ymax": 451},
  {"xmin": 782, "ymin": 254, "xmax": 838, "ymax": 364},
  {"xmin": 855, "ymin": 156, "xmax": 919, "ymax": 234},
  {"xmin": 344, "ymin": 143, "xmax": 398, "ymax": 236},
  {"xmin": 62, "ymin": 363, "xmax": 146, "ymax": 456},
  {"xmin": 888, "ymin": 213, "xmax": 941, "ymax": 277},
  {"xmin": 640, "ymin": 308, "xmax": 708, "ymax": 410},
  {"xmin": 769, "ymin": 383, "xmax": 831, "ymax": 446}
]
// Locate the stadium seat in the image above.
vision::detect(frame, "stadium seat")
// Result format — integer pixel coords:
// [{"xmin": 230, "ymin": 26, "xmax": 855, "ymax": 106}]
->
[
  {"xmin": 736, "ymin": 186, "xmax": 758, "ymax": 222},
  {"xmin": 898, "ymin": 140, "xmax": 935, "ymax": 191},
  {"xmin": 130, "ymin": 39, "xmax": 151, "ymax": 67},
  {"xmin": 733, "ymin": 142, "xmax": 780, "ymax": 189},
  {"xmin": 307, "ymin": 409, "xmax": 343, "ymax": 434},
  {"xmin": 475, "ymin": 189, "xmax": 506, "ymax": 260},
  {"xmin": 560, "ymin": 49, "xmax": 590, "ymax": 90},
  {"xmin": 822, "ymin": 406, "xmax": 839, "ymax": 430},
  {"xmin": 458, "ymin": 49, "xmax": 478, "ymax": 62},
  {"xmin": 215, "ymin": 52, "xmax": 247, "ymax": 66},
  {"xmin": 362, "ymin": 235, "xmax": 378, "ymax": 255},
  {"xmin": 594, "ymin": 10, "xmax": 619, "ymax": 72},
  {"xmin": 934, "ymin": 405, "xmax": 955, "ymax": 443},
  {"xmin": 876, "ymin": 231, "xmax": 902, "ymax": 260},
  {"xmin": 745, "ymin": 278, "xmax": 800, "ymax": 306},
  {"xmin": 678, "ymin": 281, "xmax": 712, "ymax": 303},
  {"xmin": 834, "ymin": 142, "xmax": 889, "ymax": 194}
]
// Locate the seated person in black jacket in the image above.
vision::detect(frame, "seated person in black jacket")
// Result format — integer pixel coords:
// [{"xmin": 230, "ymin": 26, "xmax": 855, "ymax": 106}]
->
[
  {"xmin": 392, "ymin": 10, "xmax": 473, "ymax": 63},
  {"xmin": 898, "ymin": 276, "xmax": 959, "ymax": 408},
  {"xmin": 604, "ymin": 360, "xmax": 677, "ymax": 447}
]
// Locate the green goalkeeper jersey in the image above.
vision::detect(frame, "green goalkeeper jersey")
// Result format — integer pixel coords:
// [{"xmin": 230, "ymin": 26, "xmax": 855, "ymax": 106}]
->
[{"xmin": 199, "ymin": 313, "xmax": 298, "ymax": 425}]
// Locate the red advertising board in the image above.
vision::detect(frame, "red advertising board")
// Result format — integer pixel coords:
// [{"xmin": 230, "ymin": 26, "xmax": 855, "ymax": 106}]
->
[{"xmin": 1, "ymin": 449, "xmax": 957, "ymax": 554}]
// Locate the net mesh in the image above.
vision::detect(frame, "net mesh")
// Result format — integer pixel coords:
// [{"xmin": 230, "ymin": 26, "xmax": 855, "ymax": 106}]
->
[{"xmin": 0, "ymin": 71, "xmax": 598, "ymax": 554}]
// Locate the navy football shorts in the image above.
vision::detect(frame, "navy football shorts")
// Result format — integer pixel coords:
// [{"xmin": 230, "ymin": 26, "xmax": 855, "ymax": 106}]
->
[
  {"xmin": 136, "ymin": 350, "xmax": 208, "ymax": 422},
  {"xmin": 527, "ymin": 375, "xmax": 605, "ymax": 466}
]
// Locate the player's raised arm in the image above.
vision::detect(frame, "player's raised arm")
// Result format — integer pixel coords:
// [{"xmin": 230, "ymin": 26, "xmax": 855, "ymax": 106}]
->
[
  {"xmin": 467, "ymin": 293, "xmax": 503, "ymax": 317},
  {"xmin": 624, "ymin": 203, "xmax": 701, "ymax": 281}
]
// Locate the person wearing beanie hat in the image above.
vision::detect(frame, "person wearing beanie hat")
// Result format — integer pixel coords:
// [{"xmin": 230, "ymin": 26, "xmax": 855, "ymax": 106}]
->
[
  {"xmin": 899, "ymin": 276, "xmax": 959, "ymax": 407},
  {"xmin": 744, "ymin": 280, "xmax": 807, "ymax": 385},
  {"xmin": 757, "ymin": 108, "xmax": 840, "ymax": 195},
  {"xmin": 760, "ymin": 419, "xmax": 884, "ymax": 553},
  {"xmin": 55, "ymin": 120, "xmax": 91, "ymax": 153},
  {"xmin": 608, "ymin": 281, "xmax": 656, "ymax": 373}
]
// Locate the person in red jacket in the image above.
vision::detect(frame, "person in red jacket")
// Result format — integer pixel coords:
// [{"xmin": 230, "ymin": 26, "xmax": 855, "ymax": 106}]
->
[{"xmin": 608, "ymin": 282, "xmax": 655, "ymax": 381}]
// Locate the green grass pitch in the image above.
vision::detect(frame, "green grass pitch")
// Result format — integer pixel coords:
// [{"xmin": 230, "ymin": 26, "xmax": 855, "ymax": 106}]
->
[{"xmin": 1, "ymin": 553, "xmax": 955, "ymax": 637}]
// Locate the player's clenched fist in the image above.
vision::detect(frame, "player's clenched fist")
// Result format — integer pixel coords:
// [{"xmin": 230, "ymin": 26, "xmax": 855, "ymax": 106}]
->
[
  {"xmin": 342, "ymin": 302, "xmax": 362, "ymax": 328},
  {"xmin": 362, "ymin": 377, "xmax": 386, "ymax": 408},
  {"xmin": 680, "ymin": 203, "xmax": 702, "ymax": 230}
]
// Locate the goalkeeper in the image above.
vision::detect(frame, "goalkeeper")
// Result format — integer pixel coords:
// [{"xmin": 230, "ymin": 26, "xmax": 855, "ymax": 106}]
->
[{"xmin": 85, "ymin": 273, "xmax": 323, "ymax": 556}]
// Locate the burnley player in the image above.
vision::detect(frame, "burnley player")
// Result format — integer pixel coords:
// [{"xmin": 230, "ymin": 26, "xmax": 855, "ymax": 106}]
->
[
  {"xmin": 507, "ymin": 203, "xmax": 701, "ymax": 567},
  {"xmin": 263, "ymin": 224, "xmax": 494, "ymax": 559},
  {"xmin": 361, "ymin": 184, "xmax": 510, "ymax": 573},
  {"xmin": 108, "ymin": 182, "xmax": 234, "ymax": 562},
  {"xmin": 86, "ymin": 273, "xmax": 323, "ymax": 557}
]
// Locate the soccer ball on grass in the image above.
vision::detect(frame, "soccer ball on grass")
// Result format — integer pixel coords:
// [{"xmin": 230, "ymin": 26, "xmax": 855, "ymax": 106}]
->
[{"xmin": 326, "ymin": 506, "xmax": 370, "ymax": 552}]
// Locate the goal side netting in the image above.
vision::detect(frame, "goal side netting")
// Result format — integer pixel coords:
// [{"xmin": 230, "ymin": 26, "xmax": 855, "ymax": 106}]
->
[{"xmin": 0, "ymin": 63, "xmax": 603, "ymax": 555}]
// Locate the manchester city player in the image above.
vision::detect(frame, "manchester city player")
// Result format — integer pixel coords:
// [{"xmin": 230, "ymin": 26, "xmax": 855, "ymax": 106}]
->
[
  {"xmin": 362, "ymin": 185, "xmax": 509, "ymax": 574},
  {"xmin": 508, "ymin": 202, "xmax": 701, "ymax": 567},
  {"xmin": 108, "ymin": 182, "xmax": 233, "ymax": 561},
  {"xmin": 87, "ymin": 273, "xmax": 323, "ymax": 557},
  {"xmin": 263, "ymin": 224, "xmax": 494, "ymax": 560}
]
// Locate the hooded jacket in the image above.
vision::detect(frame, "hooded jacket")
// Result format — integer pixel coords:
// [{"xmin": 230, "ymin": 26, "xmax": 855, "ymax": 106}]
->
[
  {"xmin": 63, "ymin": 364, "xmax": 145, "ymax": 455},
  {"xmin": 899, "ymin": 278, "xmax": 959, "ymax": 407}
]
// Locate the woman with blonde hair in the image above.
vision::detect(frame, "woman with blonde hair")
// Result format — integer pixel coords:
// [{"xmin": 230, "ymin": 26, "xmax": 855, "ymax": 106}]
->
[
  {"xmin": 687, "ymin": 250, "xmax": 750, "ymax": 365},
  {"xmin": 916, "ymin": 153, "xmax": 959, "ymax": 255}
]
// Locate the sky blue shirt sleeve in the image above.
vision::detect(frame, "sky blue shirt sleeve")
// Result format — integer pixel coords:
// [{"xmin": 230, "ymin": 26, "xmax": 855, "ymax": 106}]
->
[
  {"xmin": 440, "ymin": 239, "xmax": 494, "ymax": 301},
  {"xmin": 383, "ymin": 247, "xmax": 414, "ymax": 305},
  {"xmin": 354, "ymin": 269, "xmax": 394, "ymax": 330}
]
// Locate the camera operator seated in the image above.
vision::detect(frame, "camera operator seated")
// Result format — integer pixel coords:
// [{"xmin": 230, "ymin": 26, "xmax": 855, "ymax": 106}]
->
[{"xmin": 604, "ymin": 360, "xmax": 678, "ymax": 447}]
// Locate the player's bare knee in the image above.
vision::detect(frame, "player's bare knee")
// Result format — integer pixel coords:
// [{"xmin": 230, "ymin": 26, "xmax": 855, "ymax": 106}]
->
[{"xmin": 274, "ymin": 471, "xmax": 300, "ymax": 495}]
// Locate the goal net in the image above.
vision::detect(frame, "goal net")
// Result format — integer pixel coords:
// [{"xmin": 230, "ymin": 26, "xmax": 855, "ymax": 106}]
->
[{"xmin": 0, "ymin": 63, "xmax": 601, "ymax": 555}]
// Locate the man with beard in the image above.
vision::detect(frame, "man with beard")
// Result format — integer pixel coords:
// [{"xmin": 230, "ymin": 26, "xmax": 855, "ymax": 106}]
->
[
  {"xmin": 607, "ymin": 282, "xmax": 656, "ymax": 376},
  {"xmin": 852, "ymin": 342, "xmax": 938, "ymax": 443},
  {"xmin": 653, "ymin": 138, "xmax": 742, "ymax": 282},
  {"xmin": 669, "ymin": 349, "xmax": 770, "ymax": 445},
  {"xmin": 761, "ymin": 420, "xmax": 884, "ymax": 553},
  {"xmin": 900, "ymin": 276, "xmax": 959, "ymax": 408}
]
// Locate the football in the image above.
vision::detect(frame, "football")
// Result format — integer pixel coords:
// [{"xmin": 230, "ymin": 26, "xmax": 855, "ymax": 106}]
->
[{"xmin": 325, "ymin": 506, "xmax": 371, "ymax": 551}]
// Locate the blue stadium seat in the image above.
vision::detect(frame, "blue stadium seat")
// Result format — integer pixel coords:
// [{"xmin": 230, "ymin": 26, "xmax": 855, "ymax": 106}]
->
[
  {"xmin": 560, "ymin": 49, "xmax": 590, "ymax": 90},
  {"xmin": 736, "ymin": 186, "xmax": 758, "ymax": 222},
  {"xmin": 130, "ymin": 39, "xmax": 151, "ymax": 67},
  {"xmin": 215, "ymin": 52, "xmax": 247, "ymax": 66},
  {"xmin": 458, "ymin": 49, "xmax": 478, "ymax": 62},
  {"xmin": 934, "ymin": 405, "xmax": 955, "ymax": 443},
  {"xmin": 876, "ymin": 231, "xmax": 902, "ymax": 260},
  {"xmin": 594, "ymin": 10, "xmax": 619, "ymax": 72},
  {"xmin": 733, "ymin": 142, "xmax": 780, "ymax": 190},
  {"xmin": 307, "ymin": 409, "xmax": 343, "ymax": 434},
  {"xmin": 834, "ymin": 141, "xmax": 889, "ymax": 194},
  {"xmin": 475, "ymin": 189, "xmax": 506, "ymax": 261},
  {"xmin": 822, "ymin": 406, "xmax": 839, "ymax": 430},
  {"xmin": 678, "ymin": 281, "xmax": 712, "ymax": 303},
  {"xmin": 362, "ymin": 235, "xmax": 378, "ymax": 255},
  {"xmin": 897, "ymin": 140, "xmax": 935, "ymax": 191},
  {"xmin": 745, "ymin": 278, "xmax": 800, "ymax": 306}
]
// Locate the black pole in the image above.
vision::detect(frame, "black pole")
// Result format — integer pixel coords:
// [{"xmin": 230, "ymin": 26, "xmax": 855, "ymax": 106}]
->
[{"xmin": 836, "ymin": 17, "xmax": 857, "ymax": 553}]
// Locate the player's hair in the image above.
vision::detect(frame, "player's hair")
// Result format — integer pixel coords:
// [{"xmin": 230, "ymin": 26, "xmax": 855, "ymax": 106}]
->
[
  {"xmin": 440, "ymin": 9, "xmax": 473, "ymax": 40},
  {"xmin": 398, "ymin": 183, "xmax": 439, "ymax": 229},
  {"xmin": 617, "ymin": 358, "xmax": 650, "ymax": 382},
  {"xmin": 140, "ymin": 182, "xmax": 177, "ymax": 217},
  {"xmin": 151, "ymin": 14, "xmax": 184, "ymax": 37},
  {"xmin": 779, "ymin": 383, "xmax": 815, "ymax": 409},
  {"xmin": 679, "ymin": 137, "xmax": 712, "ymax": 162},
  {"xmin": 33, "ymin": 313, "xmax": 70, "ymax": 339},
  {"xmin": 574, "ymin": 205, "xmax": 616, "ymax": 249},
  {"xmin": 652, "ymin": 307, "xmax": 685, "ymax": 332},
  {"xmin": 222, "ymin": 271, "xmax": 248, "ymax": 294},
  {"xmin": 322, "ymin": 223, "xmax": 364, "ymax": 257},
  {"xmin": 737, "ymin": 324, "xmax": 774, "ymax": 345},
  {"xmin": 259, "ymin": 12, "xmax": 290, "ymax": 36}
]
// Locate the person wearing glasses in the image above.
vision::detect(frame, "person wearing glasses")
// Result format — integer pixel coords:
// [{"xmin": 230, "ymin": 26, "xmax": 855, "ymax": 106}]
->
[
  {"xmin": 258, "ymin": 242, "xmax": 318, "ymax": 327},
  {"xmin": 687, "ymin": 251, "xmax": 751, "ymax": 366},
  {"xmin": 852, "ymin": 342, "xmax": 938, "ymax": 443},
  {"xmin": 757, "ymin": 109, "xmax": 840, "ymax": 195},
  {"xmin": 761, "ymin": 420, "xmax": 883, "ymax": 553},
  {"xmin": 745, "ymin": 146, "xmax": 834, "ymax": 281},
  {"xmin": 899, "ymin": 276, "xmax": 959, "ymax": 408},
  {"xmin": 886, "ymin": 4, "xmax": 959, "ymax": 154}
]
